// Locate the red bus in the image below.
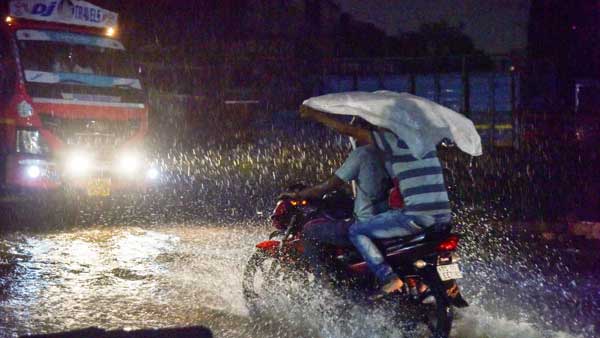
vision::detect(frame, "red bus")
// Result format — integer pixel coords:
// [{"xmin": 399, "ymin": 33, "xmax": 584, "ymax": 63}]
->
[{"xmin": 0, "ymin": 1, "xmax": 158, "ymax": 200}]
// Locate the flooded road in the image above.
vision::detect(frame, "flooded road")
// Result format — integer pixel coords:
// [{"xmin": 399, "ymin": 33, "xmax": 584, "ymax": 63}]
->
[
  {"xmin": 1, "ymin": 223, "xmax": 596, "ymax": 338},
  {"xmin": 0, "ymin": 224, "xmax": 291, "ymax": 338}
]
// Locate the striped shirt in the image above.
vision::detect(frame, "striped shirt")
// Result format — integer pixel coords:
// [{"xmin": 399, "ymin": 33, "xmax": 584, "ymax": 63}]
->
[{"xmin": 372, "ymin": 130, "xmax": 452, "ymax": 225}]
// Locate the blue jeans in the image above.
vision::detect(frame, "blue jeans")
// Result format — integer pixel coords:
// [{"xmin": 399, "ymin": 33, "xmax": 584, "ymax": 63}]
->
[
  {"xmin": 349, "ymin": 210, "xmax": 438, "ymax": 283},
  {"xmin": 302, "ymin": 217, "xmax": 353, "ymax": 277}
]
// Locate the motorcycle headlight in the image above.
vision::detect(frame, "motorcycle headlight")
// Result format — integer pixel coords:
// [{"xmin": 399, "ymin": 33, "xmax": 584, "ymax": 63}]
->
[{"xmin": 16, "ymin": 129, "xmax": 47, "ymax": 155}]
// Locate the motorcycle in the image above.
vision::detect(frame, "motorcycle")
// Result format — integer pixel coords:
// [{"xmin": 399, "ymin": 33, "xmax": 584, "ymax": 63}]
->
[{"xmin": 243, "ymin": 187, "xmax": 468, "ymax": 338}]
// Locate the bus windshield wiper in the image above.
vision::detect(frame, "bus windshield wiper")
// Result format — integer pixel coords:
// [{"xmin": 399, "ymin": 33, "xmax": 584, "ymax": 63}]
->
[
  {"xmin": 57, "ymin": 79, "xmax": 86, "ymax": 85},
  {"xmin": 113, "ymin": 83, "xmax": 140, "ymax": 90}
]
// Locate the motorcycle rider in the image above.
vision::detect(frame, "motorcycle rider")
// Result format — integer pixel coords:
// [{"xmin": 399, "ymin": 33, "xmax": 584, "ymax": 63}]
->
[
  {"xmin": 284, "ymin": 114, "xmax": 390, "ymax": 279},
  {"xmin": 299, "ymin": 104, "xmax": 452, "ymax": 296}
]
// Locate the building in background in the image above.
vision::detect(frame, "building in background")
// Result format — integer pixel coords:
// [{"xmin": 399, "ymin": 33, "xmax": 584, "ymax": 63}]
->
[{"xmin": 527, "ymin": 0, "xmax": 600, "ymax": 112}]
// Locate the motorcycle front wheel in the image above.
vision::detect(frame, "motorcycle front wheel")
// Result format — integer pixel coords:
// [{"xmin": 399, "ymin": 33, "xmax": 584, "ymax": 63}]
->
[{"xmin": 242, "ymin": 250, "xmax": 286, "ymax": 315}]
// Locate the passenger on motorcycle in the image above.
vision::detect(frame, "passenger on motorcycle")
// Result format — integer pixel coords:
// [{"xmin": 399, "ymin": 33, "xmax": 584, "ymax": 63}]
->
[
  {"xmin": 282, "ymin": 114, "xmax": 390, "ymax": 280},
  {"xmin": 299, "ymin": 104, "xmax": 452, "ymax": 296}
]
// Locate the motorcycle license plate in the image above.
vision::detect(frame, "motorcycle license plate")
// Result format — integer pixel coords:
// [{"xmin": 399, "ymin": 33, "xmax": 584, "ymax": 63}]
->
[
  {"xmin": 87, "ymin": 178, "xmax": 111, "ymax": 197},
  {"xmin": 436, "ymin": 263, "xmax": 463, "ymax": 281}
]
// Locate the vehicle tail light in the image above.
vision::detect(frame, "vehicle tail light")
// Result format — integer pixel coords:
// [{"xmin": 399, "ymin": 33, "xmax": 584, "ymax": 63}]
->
[{"xmin": 436, "ymin": 234, "xmax": 459, "ymax": 252}]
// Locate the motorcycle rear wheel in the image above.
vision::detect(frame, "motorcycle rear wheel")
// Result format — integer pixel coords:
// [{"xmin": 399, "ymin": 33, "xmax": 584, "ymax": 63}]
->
[
  {"xmin": 398, "ymin": 278, "xmax": 453, "ymax": 338},
  {"xmin": 425, "ymin": 283, "xmax": 453, "ymax": 338}
]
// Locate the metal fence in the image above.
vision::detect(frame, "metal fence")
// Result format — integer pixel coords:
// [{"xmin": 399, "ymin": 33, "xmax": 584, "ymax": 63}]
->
[
  {"xmin": 142, "ymin": 55, "xmax": 523, "ymax": 147},
  {"xmin": 318, "ymin": 56, "xmax": 520, "ymax": 147}
]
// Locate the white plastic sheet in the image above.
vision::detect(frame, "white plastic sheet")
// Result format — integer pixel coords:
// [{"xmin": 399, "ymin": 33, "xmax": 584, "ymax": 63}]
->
[{"xmin": 303, "ymin": 91, "xmax": 482, "ymax": 158}]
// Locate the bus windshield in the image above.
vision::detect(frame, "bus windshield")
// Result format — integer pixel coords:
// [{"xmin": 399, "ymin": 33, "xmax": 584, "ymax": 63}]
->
[{"xmin": 16, "ymin": 29, "xmax": 141, "ymax": 90}]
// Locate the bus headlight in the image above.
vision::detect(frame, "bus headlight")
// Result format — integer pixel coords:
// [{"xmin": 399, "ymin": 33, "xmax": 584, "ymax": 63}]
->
[
  {"xmin": 117, "ymin": 151, "xmax": 141, "ymax": 175},
  {"xmin": 66, "ymin": 151, "xmax": 92, "ymax": 176},
  {"xmin": 146, "ymin": 167, "xmax": 159, "ymax": 180},
  {"xmin": 26, "ymin": 165, "xmax": 41, "ymax": 179},
  {"xmin": 16, "ymin": 129, "xmax": 44, "ymax": 155}
]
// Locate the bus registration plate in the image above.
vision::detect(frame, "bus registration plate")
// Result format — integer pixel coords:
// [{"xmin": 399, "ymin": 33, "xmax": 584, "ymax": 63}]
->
[{"xmin": 87, "ymin": 178, "xmax": 111, "ymax": 197}]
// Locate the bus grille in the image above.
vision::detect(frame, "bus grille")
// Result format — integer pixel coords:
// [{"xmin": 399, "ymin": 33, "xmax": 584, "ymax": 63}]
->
[{"xmin": 40, "ymin": 114, "xmax": 140, "ymax": 155}]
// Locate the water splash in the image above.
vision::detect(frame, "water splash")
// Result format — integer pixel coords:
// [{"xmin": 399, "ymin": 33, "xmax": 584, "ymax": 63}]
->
[
  {"xmin": 1, "ymin": 113, "xmax": 597, "ymax": 337},
  {"xmin": 1, "ymin": 222, "xmax": 595, "ymax": 338}
]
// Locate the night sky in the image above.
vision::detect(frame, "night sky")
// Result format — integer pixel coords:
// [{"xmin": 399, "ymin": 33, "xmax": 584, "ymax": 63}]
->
[
  {"xmin": 336, "ymin": 0, "xmax": 530, "ymax": 54},
  {"xmin": 91, "ymin": 0, "xmax": 530, "ymax": 55}
]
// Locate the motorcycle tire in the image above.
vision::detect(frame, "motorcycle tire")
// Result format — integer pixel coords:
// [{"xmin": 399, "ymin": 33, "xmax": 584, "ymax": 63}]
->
[
  {"xmin": 242, "ymin": 250, "xmax": 283, "ymax": 315},
  {"xmin": 395, "ymin": 273, "xmax": 454, "ymax": 338},
  {"xmin": 413, "ymin": 274, "xmax": 454, "ymax": 338},
  {"xmin": 425, "ymin": 281, "xmax": 454, "ymax": 338}
]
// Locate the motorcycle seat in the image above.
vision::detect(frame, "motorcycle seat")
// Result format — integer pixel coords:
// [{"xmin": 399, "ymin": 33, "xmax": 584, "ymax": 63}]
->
[
  {"xmin": 375, "ymin": 233, "xmax": 426, "ymax": 249},
  {"xmin": 374, "ymin": 223, "xmax": 453, "ymax": 251}
]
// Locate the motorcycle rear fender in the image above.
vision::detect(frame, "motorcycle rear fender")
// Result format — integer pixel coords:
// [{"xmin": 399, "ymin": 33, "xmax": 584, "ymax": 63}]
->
[
  {"xmin": 256, "ymin": 240, "xmax": 280, "ymax": 256},
  {"xmin": 385, "ymin": 241, "xmax": 439, "ymax": 266},
  {"xmin": 384, "ymin": 233, "xmax": 459, "ymax": 265},
  {"xmin": 347, "ymin": 241, "xmax": 443, "ymax": 275},
  {"xmin": 347, "ymin": 234, "xmax": 459, "ymax": 275}
]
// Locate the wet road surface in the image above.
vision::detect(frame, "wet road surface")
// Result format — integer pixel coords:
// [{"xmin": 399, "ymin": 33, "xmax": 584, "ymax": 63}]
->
[{"xmin": 0, "ymin": 224, "xmax": 597, "ymax": 338}]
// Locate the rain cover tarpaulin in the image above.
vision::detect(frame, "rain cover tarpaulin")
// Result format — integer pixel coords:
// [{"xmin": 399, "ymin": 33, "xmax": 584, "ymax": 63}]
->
[{"xmin": 303, "ymin": 91, "xmax": 483, "ymax": 158}]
